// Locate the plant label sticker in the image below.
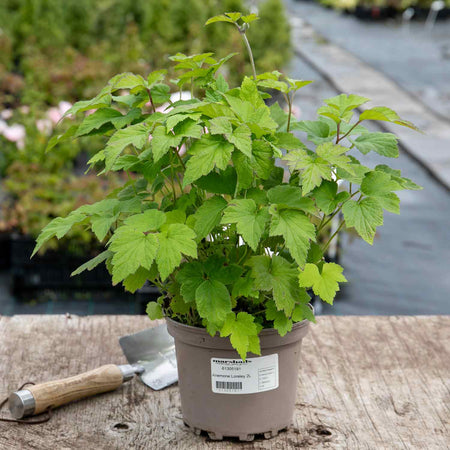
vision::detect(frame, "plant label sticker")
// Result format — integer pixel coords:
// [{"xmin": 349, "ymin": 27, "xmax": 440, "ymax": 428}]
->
[{"xmin": 211, "ymin": 354, "xmax": 279, "ymax": 394}]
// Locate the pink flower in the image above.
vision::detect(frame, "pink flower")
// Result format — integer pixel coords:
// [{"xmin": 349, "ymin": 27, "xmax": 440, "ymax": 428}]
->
[
  {"xmin": 85, "ymin": 109, "xmax": 96, "ymax": 116},
  {"xmin": 0, "ymin": 120, "xmax": 7, "ymax": 134},
  {"xmin": 1, "ymin": 109, "xmax": 12, "ymax": 120},
  {"xmin": 47, "ymin": 107, "xmax": 62, "ymax": 125},
  {"xmin": 19, "ymin": 105, "xmax": 30, "ymax": 114},
  {"xmin": 36, "ymin": 118, "xmax": 53, "ymax": 135},
  {"xmin": 2, "ymin": 123, "xmax": 26, "ymax": 149},
  {"xmin": 58, "ymin": 101, "xmax": 72, "ymax": 115}
]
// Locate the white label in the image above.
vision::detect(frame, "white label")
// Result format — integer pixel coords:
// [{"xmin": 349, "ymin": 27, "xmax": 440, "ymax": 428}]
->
[{"xmin": 211, "ymin": 354, "xmax": 278, "ymax": 394}]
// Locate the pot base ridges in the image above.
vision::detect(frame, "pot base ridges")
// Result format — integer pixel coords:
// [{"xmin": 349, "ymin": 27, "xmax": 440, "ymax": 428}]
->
[{"xmin": 184, "ymin": 421, "xmax": 287, "ymax": 442}]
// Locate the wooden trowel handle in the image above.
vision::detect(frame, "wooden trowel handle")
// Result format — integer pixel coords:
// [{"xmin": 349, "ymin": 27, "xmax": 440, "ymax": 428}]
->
[{"xmin": 9, "ymin": 364, "xmax": 139, "ymax": 418}]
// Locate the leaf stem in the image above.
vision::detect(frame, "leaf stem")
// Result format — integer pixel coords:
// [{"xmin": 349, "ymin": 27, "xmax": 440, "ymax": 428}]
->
[
  {"xmin": 146, "ymin": 89, "xmax": 156, "ymax": 114},
  {"xmin": 336, "ymin": 120, "xmax": 361, "ymax": 144},
  {"xmin": 317, "ymin": 190, "xmax": 360, "ymax": 233},
  {"xmin": 238, "ymin": 26, "xmax": 257, "ymax": 80},
  {"xmin": 321, "ymin": 220, "xmax": 345, "ymax": 253}
]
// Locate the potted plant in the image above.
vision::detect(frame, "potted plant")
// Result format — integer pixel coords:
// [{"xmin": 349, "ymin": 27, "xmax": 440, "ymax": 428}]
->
[{"xmin": 33, "ymin": 11, "xmax": 421, "ymax": 441}]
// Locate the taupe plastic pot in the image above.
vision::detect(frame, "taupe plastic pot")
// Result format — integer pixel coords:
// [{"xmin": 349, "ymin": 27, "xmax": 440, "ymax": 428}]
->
[{"xmin": 166, "ymin": 318, "xmax": 310, "ymax": 441}]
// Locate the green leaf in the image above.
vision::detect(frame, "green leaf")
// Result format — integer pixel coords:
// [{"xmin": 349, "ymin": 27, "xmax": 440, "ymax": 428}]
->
[
  {"xmin": 147, "ymin": 69, "xmax": 167, "ymax": 87},
  {"xmin": 274, "ymin": 132, "xmax": 305, "ymax": 151},
  {"xmin": 265, "ymin": 301, "xmax": 292, "ymax": 336},
  {"xmin": 176, "ymin": 262, "xmax": 204, "ymax": 303},
  {"xmin": 193, "ymin": 196, "xmax": 227, "ymax": 240},
  {"xmin": 240, "ymin": 77, "xmax": 265, "ymax": 109},
  {"xmin": 71, "ymin": 250, "xmax": 113, "ymax": 277},
  {"xmin": 284, "ymin": 149, "xmax": 331, "ymax": 194},
  {"xmin": 359, "ymin": 107, "xmax": 419, "ymax": 131},
  {"xmin": 166, "ymin": 113, "xmax": 202, "ymax": 131},
  {"xmin": 361, "ymin": 171, "xmax": 402, "ymax": 197},
  {"xmin": 353, "ymin": 132, "xmax": 399, "ymax": 158},
  {"xmin": 209, "ymin": 117, "xmax": 232, "ymax": 135},
  {"xmin": 91, "ymin": 214, "xmax": 118, "ymax": 241},
  {"xmin": 268, "ymin": 185, "xmax": 315, "ymax": 213},
  {"xmin": 298, "ymin": 262, "xmax": 347, "ymax": 304},
  {"xmin": 75, "ymin": 108, "xmax": 122, "ymax": 137},
  {"xmin": 33, "ymin": 213, "xmax": 86, "ymax": 256},
  {"xmin": 45, "ymin": 125, "xmax": 78, "ymax": 152},
  {"xmin": 101, "ymin": 123, "xmax": 150, "ymax": 172},
  {"xmin": 375, "ymin": 165, "xmax": 422, "ymax": 191},
  {"xmin": 151, "ymin": 84, "xmax": 171, "ymax": 104},
  {"xmin": 241, "ymin": 14, "xmax": 259, "ymax": 24},
  {"xmin": 183, "ymin": 135, "xmax": 234, "ymax": 186},
  {"xmin": 232, "ymin": 152, "xmax": 253, "ymax": 191},
  {"xmin": 248, "ymin": 255, "xmax": 306, "ymax": 314},
  {"xmin": 292, "ymin": 303, "xmax": 316, "ymax": 323},
  {"xmin": 123, "ymin": 209, "xmax": 166, "ymax": 232},
  {"xmin": 232, "ymin": 274, "xmax": 258, "ymax": 300},
  {"xmin": 109, "ymin": 227, "xmax": 158, "ymax": 284},
  {"xmin": 335, "ymin": 157, "xmax": 371, "ymax": 184},
  {"xmin": 195, "ymin": 166, "xmax": 237, "ymax": 195},
  {"xmin": 146, "ymin": 302, "xmax": 164, "ymax": 320},
  {"xmin": 313, "ymin": 181, "xmax": 349, "ymax": 215},
  {"xmin": 156, "ymin": 224, "xmax": 197, "ymax": 280},
  {"xmin": 110, "ymin": 72, "xmax": 147, "ymax": 91},
  {"xmin": 203, "ymin": 255, "xmax": 243, "ymax": 285},
  {"xmin": 220, "ymin": 312, "xmax": 261, "ymax": 360},
  {"xmin": 152, "ymin": 125, "xmax": 183, "ymax": 162},
  {"xmin": 316, "ymin": 142, "xmax": 353, "ymax": 172},
  {"xmin": 222, "ymin": 199, "xmax": 270, "ymax": 251},
  {"xmin": 269, "ymin": 209, "xmax": 316, "ymax": 267},
  {"xmin": 291, "ymin": 120, "xmax": 333, "ymax": 145},
  {"xmin": 205, "ymin": 14, "xmax": 235, "ymax": 25},
  {"xmin": 252, "ymin": 140, "xmax": 274, "ymax": 180},
  {"xmin": 342, "ymin": 198, "xmax": 384, "ymax": 244},
  {"xmin": 123, "ymin": 267, "xmax": 152, "ymax": 293},
  {"xmin": 325, "ymin": 94, "xmax": 369, "ymax": 114},
  {"xmin": 173, "ymin": 119, "xmax": 203, "ymax": 139},
  {"xmin": 195, "ymin": 279, "xmax": 232, "ymax": 329},
  {"xmin": 227, "ymin": 124, "xmax": 252, "ymax": 158}
]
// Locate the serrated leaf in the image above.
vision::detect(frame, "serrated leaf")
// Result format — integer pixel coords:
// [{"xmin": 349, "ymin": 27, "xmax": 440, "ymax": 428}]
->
[
  {"xmin": 220, "ymin": 312, "xmax": 260, "ymax": 360},
  {"xmin": 227, "ymin": 124, "xmax": 252, "ymax": 158},
  {"xmin": 102, "ymin": 123, "xmax": 150, "ymax": 172},
  {"xmin": 123, "ymin": 267, "xmax": 151, "ymax": 293},
  {"xmin": 232, "ymin": 274, "xmax": 258, "ymax": 300},
  {"xmin": 265, "ymin": 301, "xmax": 292, "ymax": 336},
  {"xmin": 292, "ymin": 303, "xmax": 316, "ymax": 323},
  {"xmin": 146, "ymin": 302, "xmax": 164, "ymax": 319},
  {"xmin": 313, "ymin": 181, "xmax": 349, "ymax": 215},
  {"xmin": 291, "ymin": 119, "xmax": 333, "ymax": 145},
  {"xmin": 268, "ymin": 185, "xmax": 315, "ymax": 213},
  {"xmin": 316, "ymin": 142, "xmax": 353, "ymax": 172},
  {"xmin": 91, "ymin": 213, "xmax": 118, "ymax": 241},
  {"xmin": 156, "ymin": 224, "xmax": 197, "ymax": 280},
  {"xmin": 75, "ymin": 108, "xmax": 122, "ymax": 137},
  {"xmin": 123, "ymin": 209, "xmax": 166, "ymax": 232},
  {"xmin": 232, "ymin": 152, "xmax": 253, "ymax": 191},
  {"xmin": 284, "ymin": 149, "xmax": 331, "ymax": 194},
  {"xmin": 375, "ymin": 165, "xmax": 422, "ymax": 190},
  {"xmin": 33, "ymin": 213, "xmax": 86, "ymax": 256},
  {"xmin": 354, "ymin": 132, "xmax": 399, "ymax": 158},
  {"xmin": 203, "ymin": 255, "xmax": 243, "ymax": 285},
  {"xmin": 298, "ymin": 262, "xmax": 347, "ymax": 304},
  {"xmin": 147, "ymin": 69, "xmax": 167, "ymax": 87},
  {"xmin": 45, "ymin": 125, "xmax": 78, "ymax": 152},
  {"xmin": 109, "ymin": 227, "xmax": 158, "ymax": 284},
  {"xmin": 71, "ymin": 250, "xmax": 113, "ymax": 277},
  {"xmin": 359, "ymin": 107, "xmax": 419, "ymax": 131},
  {"xmin": 166, "ymin": 113, "xmax": 202, "ymax": 131},
  {"xmin": 240, "ymin": 77, "xmax": 265, "ymax": 109},
  {"xmin": 222, "ymin": 199, "xmax": 270, "ymax": 251},
  {"xmin": 248, "ymin": 255, "xmax": 307, "ymax": 314},
  {"xmin": 274, "ymin": 132, "xmax": 305, "ymax": 151},
  {"xmin": 205, "ymin": 14, "xmax": 235, "ymax": 25},
  {"xmin": 193, "ymin": 195, "xmax": 227, "ymax": 240},
  {"xmin": 173, "ymin": 119, "xmax": 203, "ymax": 139},
  {"xmin": 252, "ymin": 140, "xmax": 274, "ymax": 180},
  {"xmin": 269, "ymin": 209, "xmax": 316, "ymax": 266},
  {"xmin": 241, "ymin": 13, "xmax": 259, "ymax": 23},
  {"xmin": 342, "ymin": 198, "xmax": 384, "ymax": 244},
  {"xmin": 183, "ymin": 135, "xmax": 234, "ymax": 186},
  {"xmin": 152, "ymin": 125, "xmax": 183, "ymax": 162},
  {"xmin": 176, "ymin": 261, "xmax": 204, "ymax": 303},
  {"xmin": 195, "ymin": 279, "xmax": 232, "ymax": 328},
  {"xmin": 361, "ymin": 171, "xmax": 402, "ymax": 197},
  {"xmin": 325, "ymin": 94, "xmax": 369, "ymax": 114},
  {"xmin": 209, "ymin": 117, "xmax": 232, "ymax": 135},
  {"xmin": 151, "ymin": 84, "xmax": 171, "ymax": 104},
  {"xmin": 195, "ymin": 166, "xmax": 237, "ymax": 195}
]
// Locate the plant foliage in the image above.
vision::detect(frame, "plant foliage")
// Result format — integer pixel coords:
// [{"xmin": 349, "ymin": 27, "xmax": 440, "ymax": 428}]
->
[{"xmin": 34, "ymin": 12, "xmax": 421, "ymax": 359}]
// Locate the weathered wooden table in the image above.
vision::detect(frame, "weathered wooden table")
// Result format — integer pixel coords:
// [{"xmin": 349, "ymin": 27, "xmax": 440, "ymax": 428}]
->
[{"xmin": 0, "ymin": 315, "xmax": 448, "ymax": 449}]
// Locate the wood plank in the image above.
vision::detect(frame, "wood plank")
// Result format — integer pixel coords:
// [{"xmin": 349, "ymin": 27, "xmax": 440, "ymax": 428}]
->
[{"xmin": 0, "ymin": 315, "xmax": 448, "ymax": 449}]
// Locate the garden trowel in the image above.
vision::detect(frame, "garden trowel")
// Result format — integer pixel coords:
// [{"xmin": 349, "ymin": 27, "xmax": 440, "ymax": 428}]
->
[{"xmin": 119, "ymin": 324, "xmax": 178, "ymax": 391}]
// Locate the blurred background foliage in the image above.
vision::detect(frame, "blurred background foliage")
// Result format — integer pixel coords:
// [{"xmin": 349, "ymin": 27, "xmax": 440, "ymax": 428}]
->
[{"xmin": 0, "ymin": 0, "xmax": 291, "ymax": 245}]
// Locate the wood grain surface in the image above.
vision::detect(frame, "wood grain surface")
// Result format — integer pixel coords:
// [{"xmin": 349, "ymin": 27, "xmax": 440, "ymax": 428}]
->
[{"xmin": 0, "ymin": 315, "xmax": 448, "ymax": 449}]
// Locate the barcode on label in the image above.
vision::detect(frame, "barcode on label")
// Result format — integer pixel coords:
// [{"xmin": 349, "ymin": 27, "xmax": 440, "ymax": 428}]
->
[{"xmin": 215, "ymin": 381, "xmax": 242, "ymax": 390}]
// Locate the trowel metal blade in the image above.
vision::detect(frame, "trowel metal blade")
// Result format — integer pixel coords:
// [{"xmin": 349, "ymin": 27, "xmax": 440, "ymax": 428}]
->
[{"xmin": 119, "ymin": 324, "xmax": 178, "ymax": 390}]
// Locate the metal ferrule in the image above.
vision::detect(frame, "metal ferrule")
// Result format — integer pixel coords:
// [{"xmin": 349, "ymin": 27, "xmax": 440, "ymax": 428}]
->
[
  {"xmin": 117, "ymin": 363, "xmax": 144, "ymax": 382},
  {"xmin": 9, "ymin": 389, "xmax": 35, "ymax": 419}
]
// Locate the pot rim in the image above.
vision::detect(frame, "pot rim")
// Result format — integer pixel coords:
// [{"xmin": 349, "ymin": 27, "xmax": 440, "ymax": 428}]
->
[{"xmin": 166, "ymin": 315, "xmax": 311, "ymax": 350}]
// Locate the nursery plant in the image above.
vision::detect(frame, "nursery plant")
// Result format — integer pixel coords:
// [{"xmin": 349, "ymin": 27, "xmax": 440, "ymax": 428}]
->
[{"xmin": 34, "ymin": 11, "xmax": 421, "ymax": 359}]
